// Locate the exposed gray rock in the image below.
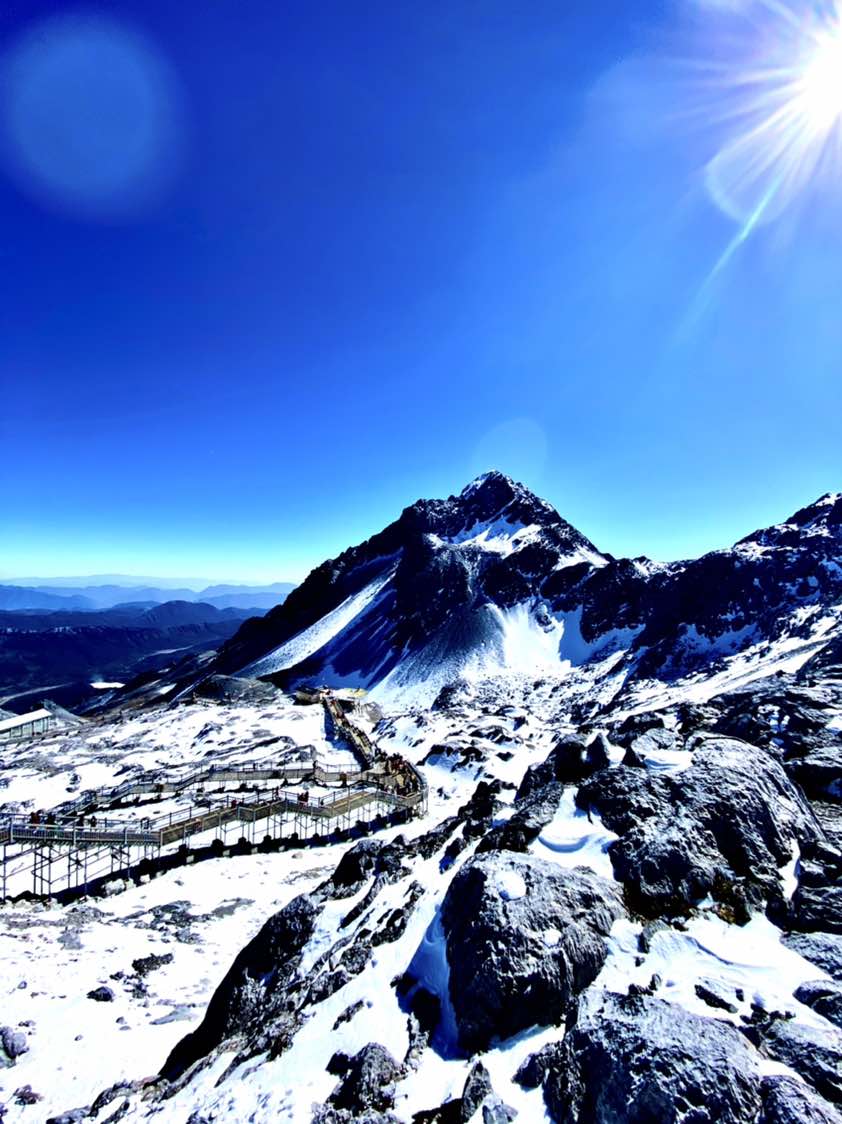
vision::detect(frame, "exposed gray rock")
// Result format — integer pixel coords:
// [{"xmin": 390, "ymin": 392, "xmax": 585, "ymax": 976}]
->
[
  {"xmin": 760, "ymin": 1076, "xmax": 842, "ymax": 1123},
  {"xmin": 515, "ymin": 735, "xmax": 603, "ymax": 801},
  {"xmin": 790, "ymin": 886, "xmax": 842, "ymax": 935},
  {"xmin": 476, "ymin": 782, "xmax": 565, "ymax": 854},
  {"xmin": 695, "ymin": 978, "xmax": 738, "ymax": 1014},
  {"xmin": 544, "ymin": 990, "xmax": 762, "ymax": 1123},
  {"xmin": 326, "ymin": 1043, "xmax": 401, "ymax": 1114},
  {"xmin": 86, "ymin": 986, "xmax": 114, "ymax": 1003},
  {"xmin": 162, "ymin": 892, "xmax": 319, "ymax": 1079},
  {"xmin": 440, "ymin": 853, "xmax": 624, "ymax": 1053},
  {"xmin": 577, "ymin": 736, "xmax": 817, "ymax": 916},
  {"xmin": 513, "ymin": 1042, "xmax": 564, "ymax": 1089},
  {"xmin": 783, "ymin": 932, "xmax": 842, "ymax": 981},
  {"xmin": 785, "ymin": 745, "xmax": 842, "ymax": 803},
  {"xmin": 0, "ymin": 1026, "xmax": 28, "ymax": 1061},
  {"xmin": 461, "ymin": 1062, "xmax": 493, "ymax": 1119},
  {"xmin": 795, "ymin": 980, "xmax": 842, "ymax": 1030},
  {"xmin": 131, "ymin": 953, "xmax": 173, "ymax": 978},
  {"xmin": 760, "ymin": 1017, "xmax": 842, "ymax": 1103}
]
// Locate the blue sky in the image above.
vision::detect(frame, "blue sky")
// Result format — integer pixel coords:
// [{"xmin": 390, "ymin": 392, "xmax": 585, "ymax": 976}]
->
[{"xmin": 2, "ymin": 0, "xmax": 841, "ymax": 582}]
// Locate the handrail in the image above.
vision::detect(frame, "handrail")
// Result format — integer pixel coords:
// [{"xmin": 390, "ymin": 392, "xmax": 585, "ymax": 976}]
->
[{"xmin": 1, "ymin": 692, "xmax": 428, "ymax": 862}]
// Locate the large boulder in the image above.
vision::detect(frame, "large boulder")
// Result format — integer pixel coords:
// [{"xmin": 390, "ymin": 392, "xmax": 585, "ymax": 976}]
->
[
  {"xmin": 785, "ymin": 745, "xmax": 842, "ymax": 803},
  {"xmin": 440, "ymin": 853, "xmax": 624, "ymax": 1054},
  {"xmin": 544, "ymin": 991, "xmax": 762, "ymax": 1123},
  {"xmin": 476, "ymin": 781, "xmax": 565, "ymax": 854},
  {"xmin": 795, "ymin": 980, "xmax": 842, "ymax": 1030},
  {"xmin": 516, "ymin": 735, "xmax": 606, "ymax": 801},
  {"xmin": 0, "ymin": 1026, "xmax": 28, "ymax": 1062},
  {"xmin": 790, "ymin": 886, "xmax": 842, "ymax": 935},
  {"xmin": 760, "ymin": 1076, "xmax": 842, "ymax": 1123},
  {"xmin": 760, "ymin": 1017, "xmax": 842, "ymax": 1104},
  {"xmin": 577, "ymin": 736, "xmax": 818, "ymax": 916},
  {"xmin": 326, "ymin": 1043, "xmax": 401, "ymax": 1115}
]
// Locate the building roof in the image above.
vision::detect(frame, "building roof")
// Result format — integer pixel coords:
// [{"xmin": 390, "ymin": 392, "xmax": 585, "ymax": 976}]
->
[{"xmin": 0, "ymin": 708, "xmax": 52, "ymax": 734}]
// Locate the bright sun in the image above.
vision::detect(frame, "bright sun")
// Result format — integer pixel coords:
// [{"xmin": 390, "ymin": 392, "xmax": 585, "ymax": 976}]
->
[
  {"xmin": 799, "ymin": 24, "xmax": 842, "ymax": 133},
  {"xmin": 704, "ymin": 1, "xmax": 842, "ymax": 229}
]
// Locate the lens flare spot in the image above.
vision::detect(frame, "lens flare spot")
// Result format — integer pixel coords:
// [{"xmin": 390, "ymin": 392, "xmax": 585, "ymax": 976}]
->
[{"xmin": 0, "ymin": 12, "xmax": 186, "ymax": 219}]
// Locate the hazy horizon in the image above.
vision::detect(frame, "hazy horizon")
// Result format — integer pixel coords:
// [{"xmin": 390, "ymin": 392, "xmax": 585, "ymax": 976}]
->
[{"xmin": 2, "ymin": 473, "xmax": 838, "ymax": 586}]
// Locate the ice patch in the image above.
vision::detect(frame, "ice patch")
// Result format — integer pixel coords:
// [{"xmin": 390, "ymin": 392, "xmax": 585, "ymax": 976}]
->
[
  {"xmin": 531, "ymin": 789, "xmax": 618, "ymax": 881},
  {"xmin": 497, "ymin": 868, "xmax": 527, "ymax": 901},
  {"xmin": 596, "ymin": 912, "xmax": 832, "ymax": 1032},
  {"xmin": 779, "ymin": 842, "xmax": 800, "ymax": 900}
]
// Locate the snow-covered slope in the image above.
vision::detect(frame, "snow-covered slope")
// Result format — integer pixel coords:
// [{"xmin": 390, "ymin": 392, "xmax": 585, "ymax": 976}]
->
[
  {"xmin": 195, "ymin": 477, "xmax": 842, "ymax": 712},
  {"xmin": 3, "ymin": 482, "xmax": 842, "ymax": 1124}
]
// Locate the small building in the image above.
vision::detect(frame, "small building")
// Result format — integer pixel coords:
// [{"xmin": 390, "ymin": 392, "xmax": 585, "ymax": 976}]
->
[{"xmin": 0, "ymin": 708, "xmax": 57, "ymax": 743}]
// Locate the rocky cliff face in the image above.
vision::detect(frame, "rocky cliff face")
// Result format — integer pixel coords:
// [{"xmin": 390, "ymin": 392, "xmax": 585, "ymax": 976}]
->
[{"xmin": 206, "ymin": 476, "xmax": 842, "ymax": 709}]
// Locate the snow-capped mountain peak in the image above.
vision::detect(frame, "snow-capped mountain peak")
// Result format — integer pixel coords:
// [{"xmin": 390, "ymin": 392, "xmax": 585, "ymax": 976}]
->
[{"xmin": 181, "ymin": 483, "xmax": 842, "ymax": 712}]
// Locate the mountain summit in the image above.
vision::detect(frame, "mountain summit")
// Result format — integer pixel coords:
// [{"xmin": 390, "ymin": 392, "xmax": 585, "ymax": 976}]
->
[{"xmin": 202, "ymin": 475, "xmax": 842, "ymax": 708}]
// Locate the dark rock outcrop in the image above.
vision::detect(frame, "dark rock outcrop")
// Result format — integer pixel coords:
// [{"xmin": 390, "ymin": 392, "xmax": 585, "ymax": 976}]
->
[
  {"xmin": 326, "ymin": 1043, "xmax": 401, "ymax": 1115},
  {"xmin": 162, "ymin": 893, "xmax": 318, "ymax": 1080},
  {"xmin": 760, "ymin": 1017, "xmax": 842, "ymax": 1103},
  {"xmin": 544, "ymin": 991, "xmax": 762, "ymax": 1123},
  {"xmin": 794, "ymin": 980, "xmax": 842, "ymax": 1030},
  {"xmin": 516, "ymin": 734, "xmax": 605, "ymax": 800},
  {"xmin": 790, "ymin": 885, "xmax": 842, "ymax": 934},
  {"xmin": 760, "ymin": 1075, "xmax": 842, "ymax": 1123},
  {"xmin": 578, "ymin": 736, "xmax": 817, "ymax": 916},
  {"xmin": 0, "ymin": 1026, "xmax": 28, "ymax": 1062},
  {"xmin": 783, "ymin": 932, "xmax": 842, "ymax": 981},
  {"xmin": 440, "ymin": 853, "xmax": 624, "ymax": 1053}
]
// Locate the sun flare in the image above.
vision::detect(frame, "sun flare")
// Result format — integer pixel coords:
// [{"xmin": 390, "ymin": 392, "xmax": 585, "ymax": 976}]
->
[
  {"xmin": 703, "ymin": 0, "xmax": 842, "ymax": 229},
  {"xmin": 799, "ymin": 22, "xmax": 842, "ymax": 133}
]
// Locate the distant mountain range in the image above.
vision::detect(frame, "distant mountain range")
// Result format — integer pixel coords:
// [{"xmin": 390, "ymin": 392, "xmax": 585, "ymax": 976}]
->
[
  {"xmin": 0, "ymin": 579, "xmax": 296, "ymax": 613},
  {"xmin": 0, "ymin": 600, "xmax": 274, "ymax": 709}
]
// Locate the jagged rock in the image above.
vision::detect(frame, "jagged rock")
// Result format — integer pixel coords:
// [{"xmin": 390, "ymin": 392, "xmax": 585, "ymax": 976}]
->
[
  {"xmin": 790, "ymin": 885, "xmax": 842, "ymax": 934},
  {"xmin": 45, "ymin": 1111, "xmax": 88, "ymax": 1124},
  {"xmin": 516, "ymin": 735, "xmax": 599, "ymax": 800},
  {"xmin": 786, "ymin": 746, "xmax": 842, "ymax": 803},
  {"xmin": 440, "ymin": 853, "xmax": 624, "ymax": 1053},
  {"xmin": 461, "ymin": 1062, "xmax": 493, "ymax": 1118},
  {"xmin": 326, "ymin": 1043, "xmax": 401, "ymax": 1114},
  {"xmin": 577, "ymin": 737, "xmax": 816, "ymax": 916},
  {"xmin": 544, "ymin": 991, "xmax": 762, "ymax": 1123},
  {"xmin": 14, "ymin": 1085, "xmax": 43, "ymax": 1105},
  {"xmin": 332, "ymin": 839, "xmax": 403, "ymax": 891},
  {"xmin": 162, "ymin": 892, "xmax": 319, "ymax": 1079},
  {"xmin": 0, "ymin": 1026, "xmax": 28, "ymax": 1061},
  {"xmin": 131, "ymin": 953, "xmax": 173, "ymax": 977},
  {"xmin": 513, "ymin": 1042, "xmax": 564, "ymax": 1089},
  {"xmin": 695, "ymin": 979, "xmax": 738, "ymax": 1014},
  {"xmin": 482, "ymin": 1102, "xmax": 516, "ymax": 1124},
  {"xmin": 612, "ymin": 712, "xmax": 666, "ymax": 745},
  {"xmin": 760, "ymin": 1076, "xmax": 842, "ymax": 1123},
  {"xmin": 476, "ymin": 782, "xmax": 564, "ymax": 854},
  {"xmin": 783, "ymin": 932, "xmax": 842, "ymax": 981},
  {"xmin": 86, "ymin": 986, "xmax": 115, "ymax": 1003},
  {"xmin": 410, "ymin": 1063, "xmax": 513, "ymax": 1124},
  {"xmin": 760, "ymin": 1017, "xmax": 842, "ymax": 1103},
  {"xmin": 794, "ymin": 980, "xmax": 842, "ymax": 1030}
]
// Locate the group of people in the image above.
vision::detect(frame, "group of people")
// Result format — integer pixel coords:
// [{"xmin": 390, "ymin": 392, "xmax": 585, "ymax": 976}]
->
[{"xmin": 27, "ymin": 810, "xmax": 100, "ymax": 828}]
